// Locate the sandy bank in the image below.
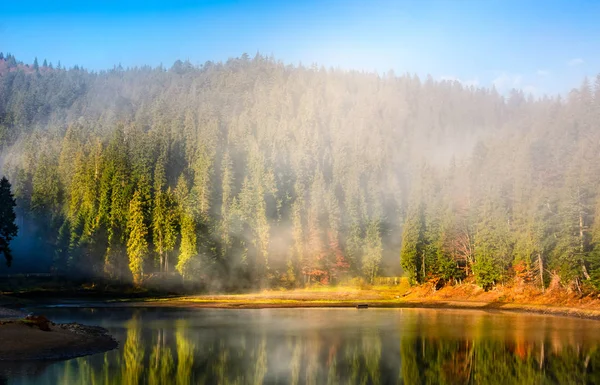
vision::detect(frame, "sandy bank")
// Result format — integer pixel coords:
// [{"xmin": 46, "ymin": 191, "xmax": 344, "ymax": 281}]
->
[{"xmin": 0, "ymin": 316, "xmax": 118, "ymax": 361}]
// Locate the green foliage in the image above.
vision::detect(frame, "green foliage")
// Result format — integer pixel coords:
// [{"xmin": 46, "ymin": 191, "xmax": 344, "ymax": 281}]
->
[
  {"xmin": 152, "ymin": 152, "xmax": 178, "ymax": 272},
  {"xmin": 472, "ymin": 255, "xmax": 502, "ymax": 291},
  {"xmin": 0, "ymin": 177, "xmax": 18, "ymax": 266},
  {"xmin": 362, "ymin": 219, "xmax": 382, "ymax": 283},
  {"xmin": 127, "ymin": 190, "xmax": 148, "ymax": 285},
  {"xmin": 400, "ymin": 202, "xmax": 425, "ymax": 284},
  {"xmin": 176, "ymin": 213, "xmax": 197, "ymax": 280},
  {"xmin": 472, "ymin": 196, "xmax": 512, "ymax": 289},
  {"xmin": 589, "ymin": 196, "xmax": 600, "ymax": 290},
  {"xmin": 1, "ymin": 54, "xmax": 600, "ymax": 293}
]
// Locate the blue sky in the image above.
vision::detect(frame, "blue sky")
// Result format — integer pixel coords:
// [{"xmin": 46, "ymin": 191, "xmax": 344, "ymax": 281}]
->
[{"xmin": 1, "ymin": 0, "xmax": 599, "ymax": 95}]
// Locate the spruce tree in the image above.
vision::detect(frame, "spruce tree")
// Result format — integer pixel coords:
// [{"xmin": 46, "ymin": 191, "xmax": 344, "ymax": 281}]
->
[
  {"xmin": 0, "ymin": 177, "xmax": 18, "ymax": 266},
  {"xmin": 589, "ymin": 196, "xmax": 600, "ymax": 290},
  {"xmin": 362, "ymin": 219, "xmax": 382, "ymax": 284},
  {"xmin": 400, "ymin": 201, "xmax": 425, "ymax": 284},
  {"xmin": 176, "ymin": 213, "xmax": 197, "ymax": 280},
  {"xmin": 127, "ymin": 190, "xmax": 148, "ymax": 284}
]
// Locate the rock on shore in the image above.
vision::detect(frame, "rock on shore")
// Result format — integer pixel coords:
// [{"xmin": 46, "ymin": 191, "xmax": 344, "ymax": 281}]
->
[{"xmin": 0, "ymin": 311, "xmax": 118, "ymax": 361}]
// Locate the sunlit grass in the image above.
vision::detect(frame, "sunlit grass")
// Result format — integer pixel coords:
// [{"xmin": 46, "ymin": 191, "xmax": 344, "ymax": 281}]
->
[{"xmin": 129, "ymin": 280, "xmax": 414, "ymax": 306}]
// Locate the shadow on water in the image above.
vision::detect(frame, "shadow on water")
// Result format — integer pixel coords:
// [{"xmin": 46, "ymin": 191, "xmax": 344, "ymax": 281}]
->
[{"xmin": 3, "ymin": 307, "xmax": 600, "ymax": 384}]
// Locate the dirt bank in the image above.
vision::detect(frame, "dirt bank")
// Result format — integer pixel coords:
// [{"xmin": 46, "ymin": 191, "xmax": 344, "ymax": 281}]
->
[{"xmin": 0, "ymin": 314, "xmax": 118, "ymax": 361}]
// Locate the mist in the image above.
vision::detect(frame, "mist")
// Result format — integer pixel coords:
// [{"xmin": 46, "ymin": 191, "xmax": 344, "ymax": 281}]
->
[{"xmin": 0, "ymin": 52, "xmax": 599, "ymax": 293}]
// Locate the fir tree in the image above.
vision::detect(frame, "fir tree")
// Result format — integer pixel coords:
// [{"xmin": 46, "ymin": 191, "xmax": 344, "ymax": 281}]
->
[
  {"xmin": 127, "ymin": 190, "xmax": 148, "ymax": 284},
  {"xmin": 0, "ymin": 177, "xmax": 18, "ymax": 266},
  {"xmin": 176, "ymin": 213, "xmax": 197, "ymax": 280},
  {"xmin": 400, "ymin": 202, "xmax": 425, "ymax": 284}
]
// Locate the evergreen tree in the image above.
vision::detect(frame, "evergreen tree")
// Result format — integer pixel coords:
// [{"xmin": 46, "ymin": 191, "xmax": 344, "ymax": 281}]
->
[
  {"xmin": 0, "ymin": 53, "xmax": 599, "ymax": 292},
  {"xmin": 362, "ymin": 219, "xmax": 383, "ymax": 283},
  {"xmin": 472, "ymin": 196, "xmax": 512, "ymax": 290},
  {"xmin": 127, "ymin": 190, "xmax": 148, "ymax": 284},
  {"xmin": 589, "ymin": 196, "xmax": 600, "ymax": 290},
  {"xmin": 400, "ymin": 201, "xmax": 425, "ymax": 284},
  {"xmin": 0, "ymin": 177, "xmax": 18, "ymax": 266},
  {"xmin": 152, "ymin": 151, "xmax": 178, "ymax": 272},
  {"xmin": 176, "ymin": 213, "xmax": 197, "ymax": 280}
]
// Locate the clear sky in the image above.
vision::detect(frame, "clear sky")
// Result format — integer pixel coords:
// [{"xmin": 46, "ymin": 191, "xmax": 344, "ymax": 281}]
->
[{"xmin": 1, "ymin": 0, "xmax": 599, "ymax": 95}]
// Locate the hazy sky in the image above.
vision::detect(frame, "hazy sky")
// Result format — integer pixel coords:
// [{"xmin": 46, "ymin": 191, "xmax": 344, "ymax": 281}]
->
[{"xmin": 2, "ymin": 0, "xmax": 599, "ymax": 95}]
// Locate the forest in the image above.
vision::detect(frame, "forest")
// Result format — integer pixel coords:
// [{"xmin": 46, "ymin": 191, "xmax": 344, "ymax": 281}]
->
[{"xmin": 0, "ymin": 52, "xmax": 599, "ymax": 292}]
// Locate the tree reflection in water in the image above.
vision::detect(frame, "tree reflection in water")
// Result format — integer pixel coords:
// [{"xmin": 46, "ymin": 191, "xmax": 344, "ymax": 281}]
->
[{"xmin": 8, "ymin": 308, "xmax": 600, "ymax": 385}]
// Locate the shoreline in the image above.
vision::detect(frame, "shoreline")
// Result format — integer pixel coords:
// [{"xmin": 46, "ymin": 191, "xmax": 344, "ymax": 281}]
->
[
  {"xmin": 0, "ymin": 316, "xmax": 118, "ymax": 361},
  {"xmin": 6, "ymin": 282, "xmax": 600, "ymax": 322},
  {"xmin": 103, "ymin": 297, "xmax": 600, "ymax": 321}
]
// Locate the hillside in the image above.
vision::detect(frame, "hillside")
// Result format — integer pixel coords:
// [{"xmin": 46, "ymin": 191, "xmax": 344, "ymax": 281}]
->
[{"xmin": 0, "ymin": 53, "xmax": 599, "ymax": 294}]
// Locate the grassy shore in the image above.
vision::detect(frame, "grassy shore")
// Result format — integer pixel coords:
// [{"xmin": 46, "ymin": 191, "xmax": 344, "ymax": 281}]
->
[
  {"xmin": 112, "ymin": 280, "xmax": 600, "ymax": 320},
  {"xmin": 5, "ymin": 277, "xmax": 600, "ymax": 321}
]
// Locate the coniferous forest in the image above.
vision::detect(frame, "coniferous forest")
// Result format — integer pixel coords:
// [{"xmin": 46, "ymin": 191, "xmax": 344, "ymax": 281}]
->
[{"xmin": 1, "ymin": 53, "xmax": 600, "ymax": 292}]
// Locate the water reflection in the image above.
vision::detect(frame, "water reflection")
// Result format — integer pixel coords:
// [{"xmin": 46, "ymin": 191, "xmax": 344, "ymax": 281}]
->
[{"xmin": 5, "ymin": 308, "xmax": 600, "ymax": 384}]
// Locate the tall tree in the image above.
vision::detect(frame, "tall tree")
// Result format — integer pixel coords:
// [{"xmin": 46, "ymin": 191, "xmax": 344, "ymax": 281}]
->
[
  {"xmin": 152, "ymin": 151, "xmax": 178, "ymax": 272},
  {"xmin": 127, "ymin": 190, "xmax": 148, "ymax": 284},
  {"xmin": 0, "ymin": 177, "xmax": 18, "ymax": 266},
  {"xmin": 400, "ymin": 201, "xmax": 425, "ymax": 284}
]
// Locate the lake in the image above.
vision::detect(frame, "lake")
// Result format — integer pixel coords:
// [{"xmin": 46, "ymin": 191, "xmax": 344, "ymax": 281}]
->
[{"xmin": 2, "ymin": 307, "xmax": 600, "ymax": 384}]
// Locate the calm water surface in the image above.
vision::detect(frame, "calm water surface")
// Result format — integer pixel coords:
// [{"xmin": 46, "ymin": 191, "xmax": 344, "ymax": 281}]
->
[{"xmin": 2, "ymin": 307, "xmax": 600, "ymax": 384}]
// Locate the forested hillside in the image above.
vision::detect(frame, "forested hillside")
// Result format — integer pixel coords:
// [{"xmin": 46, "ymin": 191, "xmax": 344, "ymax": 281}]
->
[{"xmin": 0, "ymin": 53, "xmax": 599, "ymax": 292}]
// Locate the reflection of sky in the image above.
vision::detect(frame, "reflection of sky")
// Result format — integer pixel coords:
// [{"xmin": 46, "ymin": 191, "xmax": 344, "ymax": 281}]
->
[{"xmin": 1, "ymin": 0, "xmax": 599, "ymax": 96}]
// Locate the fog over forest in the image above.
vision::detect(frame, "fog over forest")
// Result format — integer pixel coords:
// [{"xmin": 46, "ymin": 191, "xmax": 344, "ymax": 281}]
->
[{"xmin": 0, "ymin": 52, "xmax": 599, "ymax": 292}]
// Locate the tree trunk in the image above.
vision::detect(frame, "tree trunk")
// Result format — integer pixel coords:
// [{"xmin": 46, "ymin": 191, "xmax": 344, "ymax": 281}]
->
[
  {"xmin": 582, "ymin": 263, "xmax": 591, "ymax": 280},
  {"xmin": 578, "ymin": 194, "xmax": 590, "ymax": 281},
  {"xmin": 580, "ymin": 211, "xmax": 585, "ymax": 254},
  {"xmin": 421, "ymin": 252, "xmax": 426, "ymax": 282},
  {"xmin": 538, "ymin": 253, "xmax": 545, "ymax": 292}
]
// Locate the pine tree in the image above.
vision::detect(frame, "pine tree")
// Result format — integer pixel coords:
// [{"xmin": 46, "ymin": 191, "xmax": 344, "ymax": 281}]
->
[
  {"xmin": 589, "ymin": 196, "xmax": 600, "ymax": 290},
  {"xmin": 127, "ymin": 190, "xmax": 148, "ymax": 284},
  {"xmin": 176, "ymin": 213, "xmax": 197, "ymax": 280},
  {"xmin": 436, "ymin": 204, "xmax": 465, "ymax": 284},
  {"xmin": 472, "ymin": 196, "xmax": 512, "ymax": 290},
  {"xmin": 218, "ymin": 150, "xmax": 234, "ymax": 256},
  {"xmin": 0, "ymin": 177, "xmax": 18, "ymax": 266},
  {"xmin": 400, "ymin": 201, "xmax": 425, "ymax": 284},
  {"xmin": 362, "ymin": 219, "xmax": 382, "ymax": 283},
  {"xmin": 54, "ymin": 220, "xmax": 70, "ymax": 273},
  {"xmin": 551, "ymin": 169, "xmax": 593, "ymax": 289},
  {"xmin": 152, "ymin": 152, "xmax": 178, "ymax": 272}
]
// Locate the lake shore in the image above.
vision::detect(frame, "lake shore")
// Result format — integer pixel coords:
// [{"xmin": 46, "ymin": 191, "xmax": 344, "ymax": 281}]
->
[
  {"xmin": 116, "ymin": 297, "xmax": 600, "ymax": 320},
  {"xmin": 110, "ymin": 283, "xmax": 600, "ymax": 321},
  {"xmin": 5, "ymin": 280, "xmax": 600, "ymax": 321},
  {"xmin": 0, "ymin": 311, "xmax": 118, "ymax": 361}
]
